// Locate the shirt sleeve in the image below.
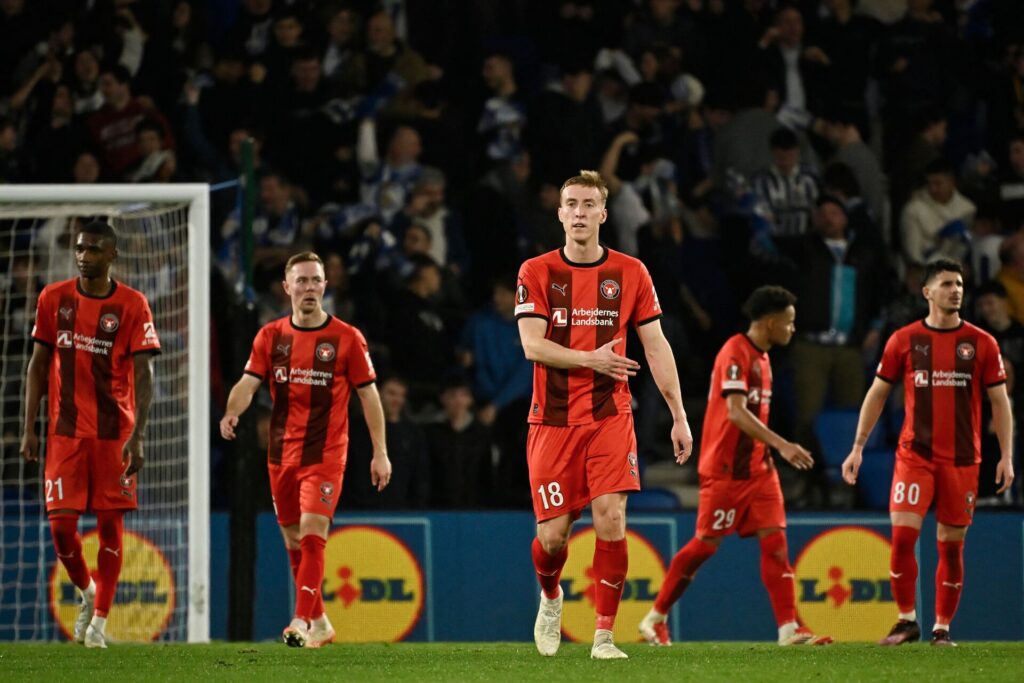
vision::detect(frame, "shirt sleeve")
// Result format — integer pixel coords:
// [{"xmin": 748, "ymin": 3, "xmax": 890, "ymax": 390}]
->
[
  {"xmin": 981, "ymin": 333, "xmax": 1008, "ymax": 387},
  {"xmin": 129, "ymin": 294, "xmax": 162, "ymax": 355},
  {"xmin": 346, "ymin": 326, "xmax": 377, "ymax": 388},
  {"xmin": 876, "ymin": 331, "xmax": 904, "ymax": 383},
  {"xmin": 719, "ymin": 352, "xmax": 750, "ymax": 397},
  {"xmin": 514, "ymin": 260, "xmax": 549, "ymax": 321},
  {"xmin": 632, "ymin": 262, "xmax": 663, "ymax": 327},
  {"xmin": 243, "ymin": 327, "xmax": 269, "ymax": 381},
  {"xmin": 31, "ymin": 287, "xmax": 55, "ymax": 347}
]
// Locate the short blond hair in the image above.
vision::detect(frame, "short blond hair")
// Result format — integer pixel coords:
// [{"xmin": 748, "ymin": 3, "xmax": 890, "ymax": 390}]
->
[
  {"xmin": 560, "ymin": 170, "xmax": 608, "ymax": 204},
  {"xmin": 284, "ymin": 251, "xmax": 325, "ymax": 276}
]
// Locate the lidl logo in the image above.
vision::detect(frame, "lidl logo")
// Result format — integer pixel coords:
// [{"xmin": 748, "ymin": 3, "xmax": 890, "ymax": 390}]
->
[
  {"xmin": 50, "ymin": 530, "xmax": 175, "ymax": 642},
  {"xmin": 322, "ymin": 526, "xmax": 423, "ymax": 642},
  {"xmin": 559, "ymin": 528, "xmax": 665, "ymax": 643},
  {"xmin": 794, "ymin": 526, "xmax": 893, "ymax": 641}
]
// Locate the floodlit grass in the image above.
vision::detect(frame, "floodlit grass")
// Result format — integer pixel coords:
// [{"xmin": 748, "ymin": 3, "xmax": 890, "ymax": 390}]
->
[{"xmin": 0, "ymin": 641, "xmax": 1019, "ymax": 682}]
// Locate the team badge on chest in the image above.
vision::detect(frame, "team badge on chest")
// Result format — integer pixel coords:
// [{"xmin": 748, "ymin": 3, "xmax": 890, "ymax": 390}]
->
[
  {"xmin": 600, "ymin": 279, "xmax": 620, "ymax": 300},
  {"xmin": 956, "ymin": 342, "xmax": 975, "ymax": 360},
  {"xmin": 100, "ymin": 313, "xmax": 120, "ymax": 333},
  {"xmin": 316, "ymin": 342, "xmax": 336, "ymax": 362}
]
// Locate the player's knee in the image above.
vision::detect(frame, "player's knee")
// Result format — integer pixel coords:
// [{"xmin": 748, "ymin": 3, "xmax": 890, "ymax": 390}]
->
[
  {"xmin": 936, "ymin": 524, "xmax": 967, "ymax": 542},
  {"xmin": 537, "ymin": 527, "xmax": 569, "ymax": 554}
]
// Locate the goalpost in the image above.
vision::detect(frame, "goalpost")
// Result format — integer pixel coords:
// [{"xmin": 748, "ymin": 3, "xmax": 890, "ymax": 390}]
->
[{"xmin": 0, "ymin": 184, "xmax": 209, "ymax": 643}]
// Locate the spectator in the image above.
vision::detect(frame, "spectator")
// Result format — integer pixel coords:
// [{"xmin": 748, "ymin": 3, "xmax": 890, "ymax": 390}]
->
[
  {"xmin": 970, "ymin": 207, "xmax": 1005, "ymax": 287},
  {"xmin": 0, "ymin": 116, "xmax": 24, "ymax": 183},
  {"xmin": 901, "ymin": 158, "xmax": 976, "ymax": 266},
  {"xmin": 818, "ymin": 109, "xmax": 887, "ymax": 225},
  {"xmin": 477, "ymin": 51, "xmax": 526, "ymax": 167},
  {"xmin": 458, "ymin": 278, "xmax": 532, "ymax": 507},
  {"xmin": 358, "ymin": 120, "xmax": 424, "ymax": 224},
  {"xmin": 390, "ymin": 167, "xmax": 469, "ymax": 274},
  {"xmin": 226, "ymin": 0, "xmax": 275, "ymax": 59},
  {"xmin": 974, "ymin": 280, "xmax": 1024, "ymax": 503},
  {"xmin": 808, "ymin": 0, "xmax": 881, "ymax": 119},
  {"xmin": 752, "ymin": 127, "xmax": 820, "ymax": 241},
  {"xmin": 769, "ymin": 195, "xmax": 888, "ymax": 499},
  {"xmin": 322, "ymin": 5, "xmax": 360, "ymax": 82},
  {"xmin": 86, "ymin": 65, "xmax": 175, "ymax": 179},
  {"xmin": 70, "ymin": 49, "xmax": 104, "ymax": 115},
  {"xmin": 527, "ymin": 58, "xmax": 606, "ymax": 184},
  {"xmin": 125, "ymin": 119, "xmax": 176, "ymax": 182},
  {"xmin": 998, "ymin": 232, "xmax": 1024, "ymax": 324},
  {"xmin": 385, "ymin": 255, "xmax": 454, "ymax": 406},
  {"xmin": 71, "ymin": 151, "xmax": 101, "ymax": 184},
  {"xmin": 344, "ymin": 375, "xmax": 430, "ymax": 509},
  {"xmin": 756, "ymin": 5, "xmax": 829, "ymax": 121},
  {"xmin": 998, "ymin": 133, "xmax": 1024, "ymax": 232},
  {"xmin": 258, "ymin": 10, "xmax": 305, "ymax": 90},
  {"xmin": 338, "ymin": 9, "xmax": 435, "ymax": 119},
  {"xmin": 822, "ymin": 162, "xmax": 886, "ymax": 252},
  {"xmin": 425, "ymin": 375, "xmax": 493, "ymax": 508},
  {"xmin": 891, "ymin": 108, "xmax": 948, "ymax": 217},
  {"xmin": 26, "ymin": 82, "xmax": 81, "ymax": 182}
]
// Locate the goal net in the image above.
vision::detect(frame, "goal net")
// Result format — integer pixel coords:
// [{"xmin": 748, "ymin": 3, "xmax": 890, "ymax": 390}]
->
[{"xmin": 0, "ymin": 185, "xmax": 209, "ymax": 643}]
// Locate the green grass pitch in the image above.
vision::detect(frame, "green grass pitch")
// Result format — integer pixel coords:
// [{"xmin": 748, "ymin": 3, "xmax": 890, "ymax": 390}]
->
[{"xmin": 1, "ymin": 642, "xmax": 1022, "ymax": 682}]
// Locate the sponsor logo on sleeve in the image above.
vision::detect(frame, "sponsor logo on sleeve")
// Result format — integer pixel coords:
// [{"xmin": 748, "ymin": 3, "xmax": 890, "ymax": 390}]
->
[
  {"xmin": 516, "ymin": 284, "xmax": 528, "ymax": 304},
  {"xmin": 514, "ymin": 303, "xmax": 535, "ymax": 316},
  {"xmin": 141, "ymin": 322, "xmax": 158, "ymax": 346}
]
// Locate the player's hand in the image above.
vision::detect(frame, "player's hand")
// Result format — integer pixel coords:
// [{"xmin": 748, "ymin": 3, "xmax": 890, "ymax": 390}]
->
[
  {"xmin": 588, "ymin": 339, "xmax": 641, "ymax": 382},
  {"xmin": 220, "ymin": 414, "xmax": 239, "ymax": 440},
  {"xmin": 371, "ymin": 452, "xmax": 392, "ymax": 492},
  {"xmin": 20, "ymin": 432, "xmax": 40, "ymax": 462},
  {"xmin": 671, "ymin": 419, "xmax": 694, "ymax": 464},
  {"xmin": 122, "ymin": 434, "xmax": 144, "ymax": 476},
  {"xmin": 841, "ymin": 449, "xmax": 863, "ymax": 485},
  {"xmin": 996, "ymin": 457, "xmax": 1015, "ymax": 494},
  {"xmin": 778, "ymin": 441, "xmax": 813, "ymax": 470}
]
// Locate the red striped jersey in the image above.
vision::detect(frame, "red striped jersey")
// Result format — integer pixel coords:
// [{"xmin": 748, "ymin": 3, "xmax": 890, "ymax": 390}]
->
[
  {"xmin": 244, "ymin": 314, "xmax": 376, "ymax": 466},
  {"xmin": 877, "ymin": 319, "xmax": 1005, "ymax": 466},
  {"xmin": 699, "ymin": 334, "xmax": 775, "ymax": 480},
  {"xmin": 514, "ymin": 247, "xmax": 662, "ymax": 426},
  {"xmin": 31, "ymin": 278, "xmax": 161, "ymax": 440}
]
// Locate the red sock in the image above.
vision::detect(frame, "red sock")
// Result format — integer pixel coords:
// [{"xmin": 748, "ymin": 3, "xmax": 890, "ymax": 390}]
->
[
  {"xmin": 890, "ymin": 525, "xmax": 920, "ymax": 615},
  {"xmin": 294, "ymin": 535, "xmax": 326, "ymax": 622},
  {"xmin": 759, "ymin": 531, "xmax": 797, "ymax": 625},
  {"xmin": 531, "ymin": 537, "xmax": 568, "ymax": 600},
  {"xmin": 94, "ymin": 511, "xmax": 124, "ymax": 618},
  {"xmin": 935, "ymin": 540, "xmax": 965, "ymax": 625},
  {"xmin": 592, "ymin": 538, "xmax": 628, "ymax": 631},
  {"xmin": 288, "ymin": 546, "xmax": 324, "ymax": 619},
  {"xmin": 654, "ymin": 537, "xmax": 717, "ymax": 614},
  {"xmin": 49, "ymin": 514, "xmax": 92, "ymax": 590}
]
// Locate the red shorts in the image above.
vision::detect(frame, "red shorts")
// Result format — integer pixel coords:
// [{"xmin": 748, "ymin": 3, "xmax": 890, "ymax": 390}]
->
[
  {"xmin": 696, "ymin": 470, "xmax": 786, "ymax": 538},
  {"xmin": 44, "ymin": 435, "xmax": 137, "ymax": 513},
  {"xmin": 527, "ymin": 413, "xmax": 640, "ymax": 522},
  {"xmin": 891, "ymin": 452, "xmax": 978, "ymax": 526},
  {"xmin": 268, "ymin": 460, "xmax": 345, "ymax": 526}
]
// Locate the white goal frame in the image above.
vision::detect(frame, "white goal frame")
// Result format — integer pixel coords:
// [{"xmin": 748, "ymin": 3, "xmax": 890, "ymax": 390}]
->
[{"xmin": 0, "ymin": 184, "xmax": 210, "ymax": 643}]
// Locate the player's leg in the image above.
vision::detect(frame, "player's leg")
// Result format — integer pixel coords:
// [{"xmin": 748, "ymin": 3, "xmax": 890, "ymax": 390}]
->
[
  {"xmin": 85, "ymin": 438, "xmax": 139, "ymax": 648},
  {"xmin": 45, "ymin": 437, "xmax": 95, "ymax": 644},
  {"xmin": 881, "ymin": 455, "xmax": 932, "ymax": 645},
  {"xmin": 528, "ymin": 423, "xmax": 587, "ymax": 657},
  {"xmin": 930, "ymin": 462, "xmax": 978, "ymax": 646},
  {"xmin": 640, "ymin": 476, "xmax": 729, "ymax": 645},
  {"xmin": 269, "ymin": 463, "xmax": 309, "ymax": 646},
  {"xmin": 586, "ymin": 414, "xmax": 641, "ymax": 659},
  {"xmin": 747, "ymin": 472, "xmax": 831, "ymax": 645},
  {"xmin": 291, "ymin": 462, "xmax": 343, "ymax": 648}
]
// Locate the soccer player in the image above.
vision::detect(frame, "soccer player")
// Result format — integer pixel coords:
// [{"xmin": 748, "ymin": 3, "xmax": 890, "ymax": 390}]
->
[
  {"xmin": 20, "ymin": 221, "xmax": 161, "ymax": 649},
  {"xmin": 638, "ymin": 286, "xmax": 833, "ymax": 647},
  {"xmin": 220, "ymin": 251, "xmax": 392, "ymax": 648},
  {"xmin": 516, "ymin": 170, "xmax": 693, "ymax": 660},
  {"xmin": 842, "ymin": 258, "xmax": 1014, "ymax": 647}
]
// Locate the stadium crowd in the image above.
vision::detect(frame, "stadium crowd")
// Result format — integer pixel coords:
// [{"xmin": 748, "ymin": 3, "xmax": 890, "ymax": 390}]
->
[{"xmin": 2, "ymin": 0, "xmax": 1024, "ymax": 511}]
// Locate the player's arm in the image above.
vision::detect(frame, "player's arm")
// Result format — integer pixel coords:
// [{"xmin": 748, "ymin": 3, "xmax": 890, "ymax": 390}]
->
[
  {"xmin": 636, "ymin": 319, "xmax": 693, "ymax": 463},
  {"xmin": 725, "ymin": 392, "xmax": 813, "ymax": 469},
  {"xmin": 122, "ymin": 352, "xmax": 155, "ymax": 475},
  {"xmin": 219, "ymin": 373, "xmax": 263, "ymax": 440},
  {"xmin": 19, "ymin": 342, "xmax": 52, "ymax": 462},
  {"xmin": 518, "ymin": 316, "xmax": 640, "ymax": 381},
  {"xmin": 841, "ymin": 376, "xmax": 894, "ymax": 485},
  {"xmin": 987, "ymin": 382, "xmax": 1015, "ymax": 494},
  {"xmin": 357, "ymin": 382, "xmax": 392, "ymax": 491}
]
